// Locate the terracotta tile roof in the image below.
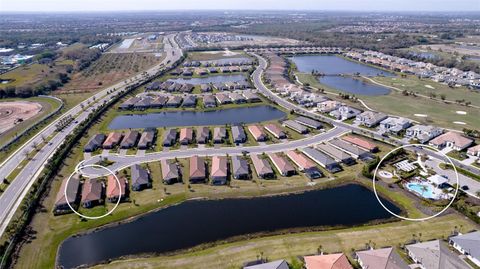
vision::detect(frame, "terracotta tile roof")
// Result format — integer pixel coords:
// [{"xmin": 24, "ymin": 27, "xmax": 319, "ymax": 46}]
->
[
  {"xmin": 211, "ymin": 156, "xmax": 228, "ymax": 177},
  {"xmin": 286, "ymin": 150, "xmax": 316, "ymax": 171},
  {"xmin": 106, "ymin": 175, "xmax": 126, "ymax": 199},
  {"xmin": 304, "ymin": 253, "xmax": 353, "ymax": 269},
  {"xmin": 429, "ymin": 131, "xmax": 473, "ymax": 149},
  {"xmin": 341, "ymin": 136, "xmax": 377, "ymax": 151}
]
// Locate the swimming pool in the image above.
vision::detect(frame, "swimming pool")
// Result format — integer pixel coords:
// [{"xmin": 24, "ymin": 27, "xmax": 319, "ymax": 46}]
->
[{"xmin": 405, "ymin": 183, "xmax": 436, "ymax": 199}]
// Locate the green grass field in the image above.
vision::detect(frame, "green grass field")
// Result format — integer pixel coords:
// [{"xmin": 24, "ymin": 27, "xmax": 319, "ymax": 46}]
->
[{"xmin": 91, "ymin": 213, "xmax": 476, "ymax": 269}]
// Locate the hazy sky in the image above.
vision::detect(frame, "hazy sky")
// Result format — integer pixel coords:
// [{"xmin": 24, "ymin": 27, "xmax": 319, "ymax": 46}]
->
[{"xmin": 1, "ymin": 0, "xmax": 479, "ymax": 12}]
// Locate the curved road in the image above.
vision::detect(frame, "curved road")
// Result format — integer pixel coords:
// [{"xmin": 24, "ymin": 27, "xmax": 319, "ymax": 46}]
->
[{"xmin": 0, "ymin": 34, "xmax": 183, "ymax": 237}]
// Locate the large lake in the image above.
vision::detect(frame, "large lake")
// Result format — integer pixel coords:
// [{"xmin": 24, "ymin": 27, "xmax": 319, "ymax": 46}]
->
[
  {"xmin": 289, "ymin": 55, "xmax": 394, "ymax": 96},
  {"xmin": 168, "ymin": 74, "xmax": 247, "ymax": 85},
  {"xmin": 289, "ymin": 55, "xmax": 394, "ymax": 76},
  {"xmin": 108, "ymin": 105, "xmax": 286, "ymax": 129},
  {"xmin": 57, "ymin": 184, "xmax": 401, "ymax": 268}
]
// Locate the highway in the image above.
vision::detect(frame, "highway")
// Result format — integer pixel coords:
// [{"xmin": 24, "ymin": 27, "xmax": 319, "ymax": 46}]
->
[{"xmin": 0, "ymin": 34, "xmax": 183, "ymax": 237}]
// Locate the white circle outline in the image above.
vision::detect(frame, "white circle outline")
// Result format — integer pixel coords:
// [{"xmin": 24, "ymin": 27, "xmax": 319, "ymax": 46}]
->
[
  {"xmin": 64, "ymin": 164, "xmax": 122, "ymax": 220},
  {"xmin": 372, "ymin": 143, "xmax": 459, "ymax": 221}
]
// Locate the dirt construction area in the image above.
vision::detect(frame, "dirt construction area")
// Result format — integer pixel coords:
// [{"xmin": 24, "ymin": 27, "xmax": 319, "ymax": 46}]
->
[{"xmin": 0, "ymin": 101, "xmax": 42, "ymax": 135}]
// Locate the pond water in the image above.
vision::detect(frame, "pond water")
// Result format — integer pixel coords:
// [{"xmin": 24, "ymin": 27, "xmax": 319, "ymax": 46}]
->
[
  {"xmin": 168, "ymin": 74, "xmax": 247, "ymax": 85},
  {"xmin": 289, "ymin": 55, "xmax": 394, "ymax": 96},
  {"xmin": 289, "ymin": 55, "xmax": 394, "ymax": 76},
  {"xmin": 57, "ymin": 184, "xmax": 401, "ymax": 268},
  {"xmin": 319, "ymin": 76, "xmax": 391, "ymax": 96},
  {"xmin": 108, "ymin": 105, "xmax": 286, "ymax": 129}
]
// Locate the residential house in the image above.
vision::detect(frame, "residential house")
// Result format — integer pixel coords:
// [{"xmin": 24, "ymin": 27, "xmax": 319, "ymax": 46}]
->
[
  {"xmin": 356, "ymin": 247, "xmax": 409, "ymax": 269},
  {"xmin": 341, "ymin": 136, "xmax": 378, "ymax": 152},
  {"xmin": 282, "ymin": 120, "xmax": 308, "ymax": 134},
  {"xmin": 316, "ymin": 143, "xmax": 356, "ymax": 166},
  {"xmin": 286, "ymin": 150, "xmax": 316, "ymax": 171},
  {"xmin": 406, "ymin": 240, "xmax": 469, "ymax": 269},
  {"xmin": 189, "ymin": 156, "xmax": 206, "ymax": 183},
  {"xmin": 81, "ymin": 178, "xmax": 103, "ymax": 208},
  {"xmin": 231, "ymin": 156, "xmax": 250, "ymax": 180},
  {"xmin": 165, "ymin": 95, "xmax": 183, "ymax": 108},
  {"xmin": 429, "ymin": 131, "xmax": 473, "ymax": 151},
  {"xmin": 211, "ymin": 156, "xmax": 228, "ymax": 185},
  {"xmin": 295, "ymin": 116, "xmax": 323, "ymax": 129},
  {"xmin": 231, "ymin": 125, "xmax": 247, "ymax": 144},
  {"xmin": 243, "ymin": 91, "xmax": 261, "ymax": 102},
  {"xmin": 162, "ymin": 129, "xmax": 177, "ymax": 147},
  {"xmin": 200, "ymin": 84, "xmax": 212, "ymax": 92},
  {"xmin": 84, "ymin": 134, "xmax": 106, "ymax": 152},
  {"xmin": 102, "ymin": 132, "xmax": 123, "ymax": 149},
  {"xmin": 161, "ymin": 159, "xmax": 180, "ymax": 184},
  {"xmin": 329, "ymin": 138, "xmax": 373, "ymax": 161},
  {"xmin": 302, "ymin": 147, "xmax": 342, "ymax": 173},
  {"xmin": 467, "ymin": 145, "xmax": 480, "ymax": 158},
  {"xmin": 213, "ymin": 127, "xmax": 227, "ymax": 144},
  {"xmin": 54, "ymin": 175, "xmax": 80, "ymax": 214},
  {"xmin": 119, "ymin": 97, "xmax": 140, "ymax": 110},
  {"xmin": 268, "ymin": 153, "xmax": 295, "ymax": 176},
  {"xmin": 106, "ymin": 175, "xmax": 127, "ymax": 203},
  {"xmin": 329, "ymin": 106, "xmax": 361, "ymax": 121},
  {"xmin": 215, "ymin": 93, "xmax": 232, "ymax": 104},
  {"xmin": 304, "ymin": 253, "xmax": 353, "ymax": 269},
  {"xmin": 405, "ymin": 125, "xmax": 443, "ymax": 143},
  {"xmin": 131, "ymin": 164, "xmax": 151, "ymax": 191},
  {"xmin": 182, "ymin": 95, "xmax": 197, "ymax": 107},
  {"xmin": 248, "ymin": 125, "xmax": 267, "ymax": 141},
  {"xmin": 243, "ymin": 260, "xmax": 289, "ymax": 269},
  {"xmin": 356, "ymin": 111, "xmax": 388, "ymax": 128},
  {"xmin": 379, "ymin": 117, "xmax": 412, "ymax": 134},
  {"xmin": 196, "ymin": 126, "xmax": 210, "ymax": 144},
  {"xmin": 120, "ymin": 130, "xmax": 139, "ymax": 149},
  {"xmin": 179, "ymin": 127, "xmax": 193, "ymax": 145},
  {"xmin": 251, "ymin": 154, "xmax": 274, "ymax": 179},
  {"xmin": 229, "ymin": 92, "xmax": 247, "ymax": 103},
  {"xmin": 318, "ymin": 100, "xmax": 342, "ymax": 113},
  {"xmin": 137, "ymin": 129, "xmax": 156, "ymax": 150},
  {"xmin": 449, "ymin": 231, "xmax": 480, "ymax": 267},
  {"xmin": 150, "ymin": 96, "xmax": 167, "ymax": 108},
  {"xmin": 264, "ymin": 123, "xmax": 286, "ymax": 139},
  {"xmin": 203, "ymin": 94, "xmax": 217, "ymax": 108},
  {"xmin": 133, "ymin": 97, "xmax": 152, "ymax": 110}
]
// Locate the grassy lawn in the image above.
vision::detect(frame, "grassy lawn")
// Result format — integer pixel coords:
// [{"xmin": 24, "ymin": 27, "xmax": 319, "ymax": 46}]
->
[
  {"xmin": 296, "ymin": 73, "xmax": 480, "ymax": 130},
  {"xmin": 447, "ymin": 150, "xmax": 469, "ymax": 161},
  {"xmin": 186, "ymin": 50, "xmax": 251, "ymax": 61},
  {"xmin": 92, "ymin": 213, "xmax": 476, "ymax": 269}
]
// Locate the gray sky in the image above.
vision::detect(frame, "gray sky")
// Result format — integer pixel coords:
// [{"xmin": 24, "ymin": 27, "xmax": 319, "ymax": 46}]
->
[{"xmin": 1, "ymin": 0, "xmax": 479, "ymax": 12}]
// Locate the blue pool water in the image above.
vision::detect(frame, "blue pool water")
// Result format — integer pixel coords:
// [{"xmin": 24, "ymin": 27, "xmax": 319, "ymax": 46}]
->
[{"xmin": 406, "ymin": 183, "xmax": 435, "ymax": 199}]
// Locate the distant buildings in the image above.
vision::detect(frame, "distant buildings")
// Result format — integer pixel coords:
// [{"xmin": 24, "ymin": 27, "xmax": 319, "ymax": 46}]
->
[
  {"xmin": 355, "ymin": 111, "xmax": 388, "ymax": 128},
  {"xmin": 405, "ymin": 125, "xmax": 443, "ymax": 143},
  {"xmin": 429, "ymin": 131, "xmax": 473, "ymax": 151}
]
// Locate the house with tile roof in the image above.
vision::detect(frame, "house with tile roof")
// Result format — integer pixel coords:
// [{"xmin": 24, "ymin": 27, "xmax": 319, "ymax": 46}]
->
[
  {"xmin": 189, "ymin": 155, "xmax": 206, "ymax": 183},
  {"xmin": 231, "ymin": 156, "xmax": 250, "ymax": 180},
  {"xmin": 131, "ymin": 164, "xmax": 151, "ymax": 191},
  {"xmin": 251, "ymin": 154, "xmax": 274, "ymax": 179},
  {"xmin": 54, "ymin": 175, "xmax": 80, "ymax": 214},
  {"xmin": 429, "ymin": 131, "xmax": 474, "ymax": 151},
  {"xmin": 161, "ymin": 159, "xmax": 180, "ymax": 185},
  {"xmin": 304, "ymin": 253, "xmax": 353, "ymax": 269},
  {"xmin": 356, "ymin": 247, "xmax": 409, "ymax": 269},
  {"xmin": 467, "ymin": 145, "xmax": 480, "ymax": 158},
  {"xmin": 211, "ymin": 156, "xmax": 228, "ymax": 185},
  {"xmin": 268, "ymin": 153, "xmax": 295, "ymax": 176},
  {"xmin": 106, "ymin": 175, "xmax": 127, "ymax": 203},
  {"xmin": 81, "ymin": 178, "xmax": 104, "ymax": 208}
]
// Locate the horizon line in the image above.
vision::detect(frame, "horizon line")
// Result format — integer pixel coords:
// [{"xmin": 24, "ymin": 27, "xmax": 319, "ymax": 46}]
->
[{"xmin": 1, "ymin": 9, "xmax": 480, "ymax": 13}]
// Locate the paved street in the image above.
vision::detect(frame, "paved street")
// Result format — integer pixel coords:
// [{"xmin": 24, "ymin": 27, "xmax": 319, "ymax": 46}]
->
[
  {"xmin": 426, "ymin": 159, "xmax": 480, "ymax": 198},
  {"xmin": 79, "ymin": 126, "xmax": 348, "ymax": 176},
  {"xmin": 0, "ymin": 34, "xmax": 182, "ymax": 237}
]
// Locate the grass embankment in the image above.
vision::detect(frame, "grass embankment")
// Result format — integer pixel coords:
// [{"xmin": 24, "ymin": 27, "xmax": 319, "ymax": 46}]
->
[
  {"xmin": 92, "ymin": 213, "xmax": 476, "ymax": 269},
  {"xmin": 296, "ymin": 73, "xmax": 480, "ymax": 130}
]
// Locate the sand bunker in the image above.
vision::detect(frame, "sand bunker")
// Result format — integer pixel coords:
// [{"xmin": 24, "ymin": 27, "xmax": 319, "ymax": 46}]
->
[
  {"xmin": 414, "ymin": 114, "xmax": 428, "ymax": 117},
  {"xmin": 453, "ymin": 121, "xmax": 466, "ymax": 125},
  {"xmin": 0, "ymin": 101, "xmax": 42, "ymax": 135},
  {"xmin": 201, "ymin": 49, "xmax": 240, "ymax": 57},
  {"xmin": 425, "ymin": 85, "xmax": 435, "ymax": 89},
  {"xmin": 456, "ymin": 111, "xmax": 467, "ymax": 115}
]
